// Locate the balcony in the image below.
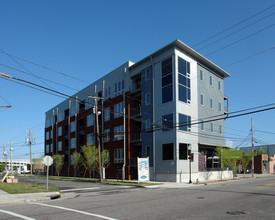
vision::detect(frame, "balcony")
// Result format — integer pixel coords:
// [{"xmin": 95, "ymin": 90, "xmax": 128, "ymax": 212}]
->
[
  {"xmin": 131, "ymin": 108, "xmax": 141, "ymax": 119},
  {"xmin": 224, "ymin": 96, "xmax": 229, "ymax": 115},
  {"xmin": 130, "ymin": 132, "xmax": 141, "ymax": 143}
]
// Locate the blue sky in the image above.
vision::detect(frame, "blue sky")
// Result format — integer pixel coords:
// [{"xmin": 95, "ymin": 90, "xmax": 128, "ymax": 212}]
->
[{"xmin": 1, "ymin": 0, "xmax": 275, "ymax": 160}]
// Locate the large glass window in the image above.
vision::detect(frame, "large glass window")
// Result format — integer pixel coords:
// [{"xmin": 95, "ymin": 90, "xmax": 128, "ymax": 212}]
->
[
  {"xmin": 145, "ymin": 67, "xmax": 152, "ymax": 81},
  {"xmin": 145, "ymin": 93, "xmax": 151, "ymax": 106},
  {"xmin": 211, "ymin": 123, "xmax": 214, "ymax": 133},
  {"xmin": 104, "ymin": 129, "xmax": 110, "ymax": 142},
  {"xmin": 58, "ymin": 126, "xmax": 62, "ymax": 137},
  {"xmin": 162, "ymin": 143, "xmax": 174, "ymax": 160},
  {"xmin": 114, "ymin": 148, "xmax": 124, "ymax": 163},
  {"xmin": 87, "ymin": 114, "xmax": 94, "ymax": 127},
  {"xmin": 114, "ymin": 125, "xmax": 124, "ymax": 140},
  {"xmin": 46, "ymin": 131, "xmax": 49, "ymax": 140},
  {"xmin": 210, "ymin": 75, "xmax": 213, "ymax": 86},
  {"xmin": 58, "ymin": 141, "xmax": 62, "ymax": 151},
  {"xmin": 71, "ymin": 121, "xmax": 76, "ymax": 132},
  {"xmin": 179, "ymin": 114, "xmax": 191, "ymax": 131},
  {"xmin": 218, "ymin": 80, "xmax": 221, "ymax": 91},
  {"xmin": 162, "ymin": 57, "xmax": 173, "ymax": 103},
  {"xmin": 178, "ymin": 57, "xmax": 191, "ymax": 103},
  {"xmin": 162, "ymin": 114, "xmax": 173, "ymax": 131},
  {"xmin": 114, "ymin": 102, "xmax": 124, "ymax": 118},
  {"xmin": 71, "ymin": 137, "xmax": 76, "ymax": 149},
  {"xmin": 201, "ymin": 120, "xmax": 204, "ymax": 131},
  {"xmin": 104, "ymin": 107, "xmax": 110, "ymax": 121},
  {"xmin": 46, "ymin": 144, "xmax": 49, "ymax": 153},
  {"xmin": 145, "ymin": 119, "xmax": 152, "ymax": 131},
  {"xmin": 179, "ymin": 143, "xmax": 188, "ymax": 160},
  {"xmin": 200, "ymin": 94, "xmax": 204, "ymax": 106},
  {"xmin": 87, "ymin": 133, "xmax": 94, "ymax": 145}
]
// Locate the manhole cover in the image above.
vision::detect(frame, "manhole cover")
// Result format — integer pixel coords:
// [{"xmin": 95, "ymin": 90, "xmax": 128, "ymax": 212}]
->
[{"xmin": 226, "ymin": 211, "xmax": 246, "ymax": 215}]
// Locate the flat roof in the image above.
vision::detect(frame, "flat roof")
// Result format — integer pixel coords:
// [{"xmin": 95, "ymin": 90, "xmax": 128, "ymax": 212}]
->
[{"xmin": 129, "ymin": 39, "xmax": 230, "ymax": 78}]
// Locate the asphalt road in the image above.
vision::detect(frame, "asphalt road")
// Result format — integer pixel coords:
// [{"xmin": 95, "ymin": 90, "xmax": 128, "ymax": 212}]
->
[{"xmin": 1, "ymin": 175, "xmax": 275, "ymax": 219}]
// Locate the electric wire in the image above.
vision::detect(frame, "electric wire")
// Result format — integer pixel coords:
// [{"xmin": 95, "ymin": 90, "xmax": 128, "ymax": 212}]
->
[{"xmin": 192, "ymin": 4, "xmax": 275, "ymax": 48}]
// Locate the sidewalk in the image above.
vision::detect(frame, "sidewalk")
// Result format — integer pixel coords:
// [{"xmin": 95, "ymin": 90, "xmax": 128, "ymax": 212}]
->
[{"xmin": 0, "ymin": 190, "xmax": 61, "ymax": 205}]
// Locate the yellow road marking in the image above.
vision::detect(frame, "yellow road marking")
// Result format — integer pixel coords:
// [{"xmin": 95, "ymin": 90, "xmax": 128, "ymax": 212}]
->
[{"xmin": 257, "ymin": 182, "xmax": 275, "ymax": 187}]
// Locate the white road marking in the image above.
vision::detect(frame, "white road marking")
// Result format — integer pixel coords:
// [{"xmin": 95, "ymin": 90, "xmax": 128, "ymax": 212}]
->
[
  {"xmin": 33, "ymin": 203, "xmax": 119, "ymax": 220},
  {"xmin": 60, "ymin": 187, "xmax": 100, "ymax": 192},
  {"xmin": 0, "ymin": 209, "xmax": 36, "ymax": 220}
]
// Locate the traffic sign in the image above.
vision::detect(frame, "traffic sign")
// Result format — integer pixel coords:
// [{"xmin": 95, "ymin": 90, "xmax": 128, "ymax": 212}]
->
[{"xmin": 43, "ymin": 155, "xmax": 53, "ymax": 166}]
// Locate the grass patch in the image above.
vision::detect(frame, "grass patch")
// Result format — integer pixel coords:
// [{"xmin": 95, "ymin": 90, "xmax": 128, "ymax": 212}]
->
[
  {"xmin": 33, "ymin": 175, "xmax": 161, "ymax": 186},
  {"xmin": 0, "ymin": 182, "xmax": 59, "ymax": 194}
]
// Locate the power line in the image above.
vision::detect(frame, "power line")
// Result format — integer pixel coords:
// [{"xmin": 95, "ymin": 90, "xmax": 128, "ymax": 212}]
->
[
  {"xmin": 196, "ymin": 11, "xmax": 275, "ymax": 51},
  {"xmin": 222, "ymin": 46, "xmax": 275, "ymax": 68},
  {"xmin": 0, "ymin": 49, "xmax": 91, "ymax": 84},
  {"xmin": 192, "ymin": 4, "xmax": 275, "ymax": 48},
  {"xmin": 205, "ymin": 24, "xmax": 275, "ymax": 57}
]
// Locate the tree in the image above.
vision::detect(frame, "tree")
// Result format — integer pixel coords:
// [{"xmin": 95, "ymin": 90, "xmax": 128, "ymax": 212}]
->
[
  {"xmin": 215, "ymin": 147, "xmax": 242, "ymax": 174},
  {"xmin": 52, "ymin": 154, "xmax": 64, "ymax": 177},
  {"xmin": 72, "ymin": 151, "xmax": 83, "ymax": 177},
  {"xmin": 256, "ymin": 147, "xmax": 267, "ymax": 155},
  {"xmin": 82, "ymin": 145, "xmax": 98, "ymax": 178},
  {"xmin": 239, "ymin": 151, "xmax": 254, "ymax": 177},
  {"xmin": 101, "ymin": 149, "xmax": 110, "ymax": 169},
  {"xmin": 0, "ymin": 162, "xmax": 5, "ymax": 172},
  {"xmin": 32, "ymin": 158, "xmax": 43, "ymax": 174}
]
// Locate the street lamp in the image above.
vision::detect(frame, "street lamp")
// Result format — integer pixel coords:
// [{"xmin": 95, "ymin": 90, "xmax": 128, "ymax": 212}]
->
[{"xmin": 188, "ymin": 144, "xmax": 192, "ymax": 184}]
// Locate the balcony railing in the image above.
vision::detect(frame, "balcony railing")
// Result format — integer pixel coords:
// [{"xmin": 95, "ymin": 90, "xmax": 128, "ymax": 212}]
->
[{"xmin": 130, "ymin": 132, "xmax": 141, "ymax": 143}]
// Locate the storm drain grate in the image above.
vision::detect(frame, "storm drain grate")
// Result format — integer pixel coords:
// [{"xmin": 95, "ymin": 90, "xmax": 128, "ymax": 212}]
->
[
  {"xmin": 226, "ymin": 211, "xmax": 247, "ymax": 215},
  {"xmin": 197, "ymin": 197, "xmax": 205, "ymax": 199}
]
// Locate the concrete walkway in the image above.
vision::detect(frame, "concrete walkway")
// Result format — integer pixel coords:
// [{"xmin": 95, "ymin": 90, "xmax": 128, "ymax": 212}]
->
[{"xmin": 0, "ymin": 190, "xmax": 60, "ymax": 205}]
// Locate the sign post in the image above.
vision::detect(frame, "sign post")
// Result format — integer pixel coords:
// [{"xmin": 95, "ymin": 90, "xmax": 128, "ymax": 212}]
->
[
  {"xmin": 137, "ymin": 157, "xmax": 150, "ymax": 182},
  {"xmin": 43, "ymin": 156, "xmax": 53, "ymax": 190}
]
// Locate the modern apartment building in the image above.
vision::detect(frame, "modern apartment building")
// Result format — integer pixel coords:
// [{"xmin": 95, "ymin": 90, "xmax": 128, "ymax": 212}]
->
[{"xmin": 45, "ymin": 40, "xmax": 230, "ymax": 182}]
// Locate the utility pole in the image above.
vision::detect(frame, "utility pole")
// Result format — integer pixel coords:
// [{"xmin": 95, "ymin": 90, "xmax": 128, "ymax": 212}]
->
[
  {"xmin": 9, "ymin": 142, "xmax": 13, "ymax": 171},
  {"xmin": 88, "ymin": 95, "xmax": 104, "ymax": 182},
  {"xmin": 26, "ymin": 129, "xmax": 35, "ymax": 175},
  {"xmin": 251, "ymin": 118, "xmax": 254, "ymax": 178},
  {"xmin": 1, "ymin": 145, "xmax": 8, "ymax": 171}
]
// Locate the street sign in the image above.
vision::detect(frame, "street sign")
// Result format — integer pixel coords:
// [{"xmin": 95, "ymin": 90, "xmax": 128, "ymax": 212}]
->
[
  {"xmin": 43, "ymin": 156, "xmax": 53, "ymax": 166},
  {"xmin": 138, "ymin": 157, "xmax": 150, "ymax": 182},
  {"xmin": 43, "ymin": 156, "xmax": 53, "ymax": 191}
]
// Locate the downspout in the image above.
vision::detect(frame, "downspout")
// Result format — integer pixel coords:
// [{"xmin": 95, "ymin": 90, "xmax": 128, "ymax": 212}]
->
[
  {"xmin": 123, "ymin": 68, "xmax": 126, "ymax": 181},
  {"xmin": 102, "ymin": 80, "xmax": 105, "ymax": 179},
  {"xmin": 150, "ymin": 56, "xmax": 156, "ymax": 181},
  {"xmin": 68, "ymin": 99, "xmax": 71, "ymax": 176}
]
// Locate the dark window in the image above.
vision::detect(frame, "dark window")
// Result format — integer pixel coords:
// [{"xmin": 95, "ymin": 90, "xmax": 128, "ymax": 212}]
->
[
  {"xmin": 179, "ymin": 114, "xmax": 191, "ymax": 131},
  {"xmin": 64, "ymin": 109, "xmax": 69, "ymax": 118},
  {"xmin": 178, "ymin": 57, "xmax": 191, "ymax": 103},
  {"xmin": 79, "ymin": 118, "xmax": 85, "ymax": 131},
  {"xmin": 162, "ymin": 57, "xmax": 173, "ymax": 103},
  {"xmin": 162, "ymin": 143, "xmax": 174, "ymax": 160},
  {"xmin": 162, "ymin": 58, "xmax": 172, "ymax": 76},
  {"xmin": 79, "ymin": 134, "xmax": 85, "ymax": 148},
  {"xmin": 146, "ymin": 146, "xmax": 151, "ymax": 157},
  {"xmin": 162, "ymin": 85, "xmax": 173, "ymax": 103},
  {"xmin": 162, "ymin": 74, "xmax": 172, "ymax": 87},
  {"xmin": 179, "ymin": 143, "xmax": 188, "ymax": 160},
  {"xmin": 79, "ymin": 100, "xmax": 85, "ymax": 112},
  {"xmin": 162, "ymin": 113, "xmax": 173, "ymax": 131}
]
